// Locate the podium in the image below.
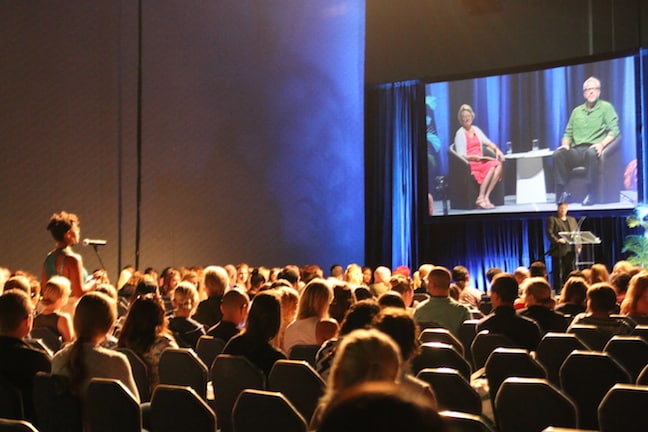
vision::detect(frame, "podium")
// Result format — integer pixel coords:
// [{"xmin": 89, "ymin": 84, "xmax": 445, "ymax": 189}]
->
[{"xmin": 559, "ymin": 230, "xmax": 601, "ymax": 268}]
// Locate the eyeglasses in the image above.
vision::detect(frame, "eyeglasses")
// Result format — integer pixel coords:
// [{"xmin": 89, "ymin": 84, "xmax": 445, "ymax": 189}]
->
[{"xmin": 583, "ymin": 87, "xmax": 600, "ymax": 92}]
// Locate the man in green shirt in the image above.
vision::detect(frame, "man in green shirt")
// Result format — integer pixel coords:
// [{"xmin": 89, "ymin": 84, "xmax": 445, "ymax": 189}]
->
[{"xmin": 554, "ymin": 76, "xmax": 620, "ymax": 205}]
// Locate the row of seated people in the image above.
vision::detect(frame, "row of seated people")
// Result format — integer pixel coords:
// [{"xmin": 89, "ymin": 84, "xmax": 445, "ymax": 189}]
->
[{"xmin": 2, "ymin": 259, "xmax": 648, "ymax": 430}]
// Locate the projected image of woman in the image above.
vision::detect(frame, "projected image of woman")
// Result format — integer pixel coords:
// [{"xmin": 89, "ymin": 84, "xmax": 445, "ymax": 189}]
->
[{"xmin": 454, "ymin": 104, "xmax": 504, "ymax": 209}]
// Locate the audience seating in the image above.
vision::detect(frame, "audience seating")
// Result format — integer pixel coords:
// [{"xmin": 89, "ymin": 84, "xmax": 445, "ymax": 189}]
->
[
  {"xmin": 567, "ymin": 324, "xmax": 608, "ymax": 351},
  {"xmin": 560, "ymin": 350, "xmax": 631, "ymax": 430},
  {"xmin": 439, "ymin": 410, "xmax": 495, "ymax": 432},
  {"xmin": 116, "ymin": 347, "xmax": 151, "ymax": 403},
  {"xmin": 0, "ymin": 419, "xmax": 39, "ymax": 432},
  {"xmin": 158, "ymin": 348, "xmax": 208, "ymax": 400},
  {"xmin": 536, "ymin": 332, "xmax": 588, "ymax": 387},
  {"xmin": 631, "ymin": 324, "xmax": 648, "ymax": 342},
  {"xmin": 0, "ymin": 376, "xmax": 24, "ymax": 421},
  {"xmin": 195, "ymin": 336, "xmax": 226, "ymax": 371},
  {"xmin": 458, "ymin": 319, "xmax": 479, "ymax": 361},
  {"xmin": 603, "ymin": 335, "xmax": 648, "ymax": 382},
  {"xmin": 471, "ymin": 330, "xmax": 518, "ymax": 371},
  {"xmin": 484, "ymin": 347, "xmax": 546, "ymax": 404},
  {"xmin": 288, "ymin": 344, "xmax": 320, "ymax": 367},
  {"xmin": 85, "ymin": 378, "xmax": 142, "ymax": 432},
  {"xmin": 636, "ymin": 363, "xmax": 648, "ymax": 385},
  {"xmin": 416, "ymin": 367, "xmax": 481, "ymax": 415},
  {"xmin": 267, "ymin": 359, "xmax": 325, "ymax": 422},
  {"xmin": 410, "ymin": 342, "xmax": 472, "ymax": 380},
  {"xmin": 150, "ymin": 384, "xmax": 216, "ymax": 432},
  {"xmin": 418, "ymin": 328, "xmax": 464, "ymax": 356},
  {"xmin": 210, "ymin": 354, "xmax": 266, "ymax": 432},
  {"xmin": 28, "ymin": 328, "xmax": 62, "ymax": 353},
  {"xmin": 598, "ymin": 383, "xmax": 648, "ymax": 432},
  {"xmin": 32, "ymin": 372, "xmax": 82, "ymax": 432},
  {"xmin": 494, "ymin": 377, "xmax": 578, "ymax": 432},
  {"xmin": 232, "ymin": 389, "xmax": 307, "ymax": 432}
]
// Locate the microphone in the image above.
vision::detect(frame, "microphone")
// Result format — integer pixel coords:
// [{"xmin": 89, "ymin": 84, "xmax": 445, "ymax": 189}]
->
[{"xmin": 82, "ymin": 238, "xmax": 107, "ymax": 246}]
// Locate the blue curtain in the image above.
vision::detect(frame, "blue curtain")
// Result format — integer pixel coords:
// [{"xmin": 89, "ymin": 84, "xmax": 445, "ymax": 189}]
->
[{"xmin": 365, "ymin": 81, "xmax": 424, "ymax": 270}]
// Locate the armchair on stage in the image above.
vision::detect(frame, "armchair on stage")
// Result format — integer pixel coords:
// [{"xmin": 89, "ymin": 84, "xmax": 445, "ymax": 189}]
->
[
  {"xmin": 447, "ymin": 143, "xmax": 504, "ymax": 210},
  {"xmin": 558, "ymin": 138, "xmax": 622, "ymax": 204}
]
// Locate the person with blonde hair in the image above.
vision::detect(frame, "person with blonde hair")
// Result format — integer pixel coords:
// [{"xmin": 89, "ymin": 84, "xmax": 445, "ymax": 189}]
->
[
  {"xmin": 270, "ymin": 286, "xmax": 299, "ymax": 349},
  {"xmin": 33, "ymin": 275, "xmax": 75, "ymax": 343},
  {"xmin": 310, "ymin": 328, "xmax": 402, "ymax": 430},
  {"xmin": 454, "ymin": 103, "xmax": 504, "ymax": 209},
  {"xmin": 193, "ymin": 265, "xmax": 229, "ymax": 328},
  {"xmin": 168, "ymin": 281, "xmax": 205, "ymax": 349},
  {"xmin": 283, "ymin": 278, "xmax": 338, "ymax": 355},
  {"xmin": 52, "ymin": 292, "xmax": 139, "ymax": 401},
  {"xmin": 621, "ymin": 272, "xmax": 648, "ymax": 324}
]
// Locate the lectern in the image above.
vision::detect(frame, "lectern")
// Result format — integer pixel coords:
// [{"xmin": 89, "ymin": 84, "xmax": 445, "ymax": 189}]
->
[{"xmin": 559, "ymin": 230, "xmax": 601, "ymax": 268}]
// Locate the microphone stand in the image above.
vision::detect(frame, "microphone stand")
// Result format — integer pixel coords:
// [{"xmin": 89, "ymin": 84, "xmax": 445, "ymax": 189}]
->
[{"xmin": 91, "ymin": 245, "xmax": 106, "ymax": 270}]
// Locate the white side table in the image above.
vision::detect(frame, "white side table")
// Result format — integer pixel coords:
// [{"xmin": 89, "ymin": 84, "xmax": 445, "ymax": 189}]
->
[{"xmin": 505, "ymin": 149, "xmax": 554, "ymax": 204}]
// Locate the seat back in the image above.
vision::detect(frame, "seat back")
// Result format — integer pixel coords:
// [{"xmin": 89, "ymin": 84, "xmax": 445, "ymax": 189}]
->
[
  {"xmin": 439, "ymin": 410, "xmax": 495, "ymax": 432},
  {"xmin": 458, "ymin": 319, "xmax": 479, "ymax": 361},
  {"xmin": 288, "ymin": 344, "xmax": 320, "ymax": 367},
  {"xmin": 494, "ymin": 377, "xmax": 577, "ymax": 432},
  {"xmin": 536, "ymin": 332, "xmax": 588, "ymax": 386},
  {"xmin": 603, "ymin": 335, "xmax": 648, "ymax": 381},
  {"xmin": 0, "ymin": 419, "xmax": 39, "ymax": 432},
  {"xmin": 471, "ymin": 330, "xmax": 518, "ymax": 370},
  {"xmin": 0, "ymin": 375, "xmax": 24, "ymax": 421},
  {"xmin": 31, "ymin": 372, "xmax": 83, "ymax": 432},
  {"xmin": 598, "ymin": 383, "xmax": 648, "ymax": 432},
  {"xmin": 567, "ymin": 324, "xmax": 609, "ymax": 351},
  {"xmin": 232, "ymin": 389, "xmax": 307, "ymax": 432},
  {"xmin": 631, "ymin": 324, "xmax": 648, "ymax": 343},
  {"xmin": 85, "ymin": 378, "xmax": 141, "ymax": 432},
  {"xmin": 417, "ymin": 367, "xmax": 481, "ymax": 415},
  {"xmin": 195, "ymin": 336, "xmax": 225, "ymax": 370},
  {"xmin": 116, "ymin": 347, "xmax": 151, "ymax": 402},
  {"xmin": 418, "ymin": 328, "xmax": 464, "ymax": 356},
  {"xmin": 411, "ymin": 342, "xmax": 472, "ymax": 380},
  {"xmin": 560, "ymin": 350, "xmax": 631, "ymax": 430},
  {"xmin": 29, "ymin": 328, "xmax": 62, "ymax": 353},
  {"xmin": 158, "ymin": 348, "xmax": 208, "ymax": 399},
  {"xmin": 150, "ymin": 384, "xmax": 216, "ymax": 432},
  {"xmin": 211, "ymin": 354, "xmax": 266, "ymax": 432},
  {"xmin": 484, "ymin": 347, "xmax": 546, "ymax": 404},
  {"xmin": 267, "ymin": 359, "xmax": 325, "ymax": 422}
]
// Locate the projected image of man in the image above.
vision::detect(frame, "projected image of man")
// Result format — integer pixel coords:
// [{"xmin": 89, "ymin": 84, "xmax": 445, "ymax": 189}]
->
[{"xmin": 553, "ymin": 76, "xmax": 620, "ymax": 206}]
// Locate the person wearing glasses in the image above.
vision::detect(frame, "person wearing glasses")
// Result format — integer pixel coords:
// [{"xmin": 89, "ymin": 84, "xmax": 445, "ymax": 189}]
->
[{"xmin": 554, "ymin": 76, "xmax": 620, "ymax": 206}]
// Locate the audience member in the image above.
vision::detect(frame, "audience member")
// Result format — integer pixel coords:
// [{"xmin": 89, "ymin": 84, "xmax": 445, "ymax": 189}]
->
[
  {"xmin": 4, "ymin": 275, "xmax": 31, "ymax": 296},
  {"xmin": 317, "ymin": 382, "xmax": 447, "ymax": 432},
  {"xmin": 414, "ymin": 264, "xmax": 433, "ymax": 294},
  {"xmin": 158, "ymin": 267, "xmax": 181, "ymax": 316},
  {"xmin": 222, "ymin": 291, "xmax": 286, "ymax": 376},
  {"xmin": 270, "ymin": 286, "xmax": 299, "ymax": 349},
  {"xmin": 390, "ymin": 275, "xmax": 415, "ymax": 308},
  {"xmin": 477, "ymin": 273, "xmax": 542, "ymax": 351},
  {"xmin": 370, "ymin": 266, "xmax": 392, "ymax": 297},
  {"xmin": 621, "ymin": 272, "xmax": 648, "ymax": 325},
  {"xmin": 377, "ymin": 291, "xmax": 406, "ymax": 309},
  {"xmin": 344, "ymin": 264, "xmax": 364, "ymax": 287},
  {"xmin": 555, "ymin": 276, "xmax": 588, "ymax": 316},
  {"xmin": 393, "ymin": 266, "xmax": 411, "ymax": 279},
  {"xmin": 52, "ymin": 292, "xmax": 139, "ymax": 401},
  {"xmin": 283, "ymin": 278, "xmax": 338, "ymax": 355},
  {"xmin": 590, "ymin": 263, "xmax": 610, "ymax": 284},
  {"xmin": 452, "ymin": 265, "xmax": 482, "ymax": 308},
  {"xmin": 568, "ymin": 282, "xmax": 633, "ymax": 338},
  {"xmin": 517, "ymin": 277, "xmax": 568, "ymax": 334},
  {"xmin": 485, "ymin": 267, "xmax": 503, "ymax": 283},
  {"xmin": 118, "ymin": 293, "xmax": 178, "ymax": 391},
  {"xmin": 373, "ymin": 308, "xmax": 437, "ymax": 407},
  {"xmin": 0, "ymin": 290, "xmax": 51, "ymax": 423},
  {"xmin": 329, "ymin": 283, "xmax": 356, "ymax": 323},
  {"xmin": 361, "ymin": 266, "xmax": 373, "ymax": 287},
  {"xmin": 168, "ymin": 281, "xmax": 205, "ymax": 349},
  {"xmin": 513, "ymin": 266, "xmax": 530, "ymax": 286},
  {"xmin": 33, "ymin": 275, "xmax": 74, "ymax": 343},
  {"xmin": 310, "ymin": 328, "xmax": 402, "ymax": 430},
  {"xmin": 329, "ymin": 264, "xmax": 344, "ymax": 281},
  {"xmin": 276, "ymin": 266, "xmax": 300, "ymax": 292},
  {"xmin": 316, "ymin": 299, "xmax": 381, "ymax": 380},
  {"xmin": 207, "ymin": 288, "xmax": 250, "ymax": 343},
  {"xmin": 529, "ymin": 261, "xmax": 548, "ymax": 278},
  {"xmin": 41, "ymin": 211, "xmax": 88, "ymax": 299},
  {"xmin": 354, "ymin": 286, "xmax": 373, "ymax": 301},
  {"xmin": 610, "ymin": 271, "xmax": 631, "ymax": 305},
  {"xmin": 236, "ymin": 262, "xmax": 250, "ymax": 291},
  {"xmin": 193, "ymin": 265, "xmax": 228, "ymax": 328},
  {"xmin": 413, "ymin": 266, "xmax": 471, "ymax": 337}
]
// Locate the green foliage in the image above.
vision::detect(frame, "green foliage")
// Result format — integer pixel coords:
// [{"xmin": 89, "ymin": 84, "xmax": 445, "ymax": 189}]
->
[{"xmin": 623, "ymin": 207, "xmax": 648, "ymax": 267}]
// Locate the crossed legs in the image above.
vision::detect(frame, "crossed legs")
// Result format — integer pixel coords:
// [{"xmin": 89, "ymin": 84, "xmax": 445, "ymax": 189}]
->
[{"xmin": 476, "ymin": 164, "xmax": 502, "ymax": 209}]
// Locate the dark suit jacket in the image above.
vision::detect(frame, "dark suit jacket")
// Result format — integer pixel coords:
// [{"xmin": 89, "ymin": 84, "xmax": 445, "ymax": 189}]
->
[{"xmin": 546, "ymin": 215, "xmax": 578, "ymax": 257}]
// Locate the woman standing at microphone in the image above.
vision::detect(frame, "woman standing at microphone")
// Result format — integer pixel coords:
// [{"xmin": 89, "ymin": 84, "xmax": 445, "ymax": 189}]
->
[{"xmin": 41, "ymin": 211, "xmax": 90, "ymax": 301}]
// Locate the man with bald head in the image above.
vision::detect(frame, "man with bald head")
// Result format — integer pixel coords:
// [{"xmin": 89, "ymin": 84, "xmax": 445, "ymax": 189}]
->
[{"xmin": 369, "ymin": 266, "xmax": 392, "ymax": 297}]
